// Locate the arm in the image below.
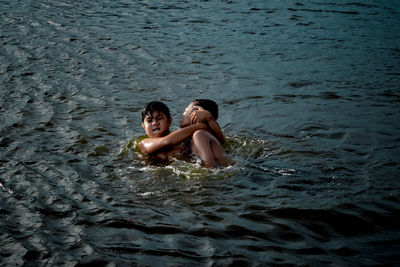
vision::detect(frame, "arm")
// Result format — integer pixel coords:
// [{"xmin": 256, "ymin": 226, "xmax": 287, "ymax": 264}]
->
[
  {"xmin": 205, "ymin": 116, "xmax": 225, "ymax": 144},
  {"xmin": 190, "ymin": 110, "xmax": 225, "ymax": 144},
  {"xmin": 139, "ymin": 123, "xmax": 207, "ymax": 155}
]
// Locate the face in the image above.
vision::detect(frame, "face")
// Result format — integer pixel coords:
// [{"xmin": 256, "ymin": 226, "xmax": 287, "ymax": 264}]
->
[
  {"xmin": 181, "ymin": 102, "xmax": 195, "ymax": 126},
  {"xmin": 183, "ymin": 102, "xmax": 197, "ymax": 115},
  {"xmin": 142, "ymin": 111, "xmax": 172, "ymax": 138},
  {"xmin": 181, "ymin": 102, "xmax": 204, "ymax": 124}
]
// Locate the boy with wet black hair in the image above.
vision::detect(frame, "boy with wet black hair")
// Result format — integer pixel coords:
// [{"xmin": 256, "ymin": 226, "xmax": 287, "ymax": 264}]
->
[
  {"xmin": 141, "ymin": 101, "xmax": 171, "ymax": 124},
  {"xmin": 180, "ymin": 99, "xmax": 224, "ymax": 144},
  {"xmin": 180, "ymin": 99, "xmax": 233, "ymax": 168},
  {"xmin": 138, "ymin": 101, "xmax": 208, "ymax": 163}
]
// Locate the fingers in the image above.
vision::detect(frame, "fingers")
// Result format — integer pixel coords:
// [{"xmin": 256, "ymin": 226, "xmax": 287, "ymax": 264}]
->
[{"xmin": 190, "ymin": 111, "xmax": 197, "ymax": 124}]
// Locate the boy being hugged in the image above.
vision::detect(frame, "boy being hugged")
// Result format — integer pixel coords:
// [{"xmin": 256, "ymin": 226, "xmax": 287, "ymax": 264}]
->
[{"xmin": 180, "ymin": 99, "xmax": 234, "ymax": 168}]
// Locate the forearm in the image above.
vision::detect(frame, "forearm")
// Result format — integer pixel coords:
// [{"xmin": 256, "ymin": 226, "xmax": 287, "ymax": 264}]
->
[
  {"xmin": 164, "ymin": 124, "xmax": 205, "ymax": 147},
  {"xmin": 206, "ymin": 118, "xmax": 225, "ymax": 144},
  {"xmin": 139, "ymin": 123, "xmax": 205, "ymax": 154}
]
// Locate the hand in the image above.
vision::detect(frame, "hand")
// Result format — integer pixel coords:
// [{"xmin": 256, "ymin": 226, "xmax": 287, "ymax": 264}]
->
[{"xmin": 190, "ymin": 110, "xmax": 212, "ymax": 124}]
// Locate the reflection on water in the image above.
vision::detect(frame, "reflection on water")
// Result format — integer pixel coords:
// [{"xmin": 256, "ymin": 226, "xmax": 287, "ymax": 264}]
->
[{"xmin": 1, "ymin": 0, "xmax": 400, "ymax": 266}]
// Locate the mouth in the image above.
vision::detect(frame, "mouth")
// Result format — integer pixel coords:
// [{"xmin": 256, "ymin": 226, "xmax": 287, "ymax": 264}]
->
[{"xmin": 152, "ymin": 127, "xmax": 161, "ymax": 132}]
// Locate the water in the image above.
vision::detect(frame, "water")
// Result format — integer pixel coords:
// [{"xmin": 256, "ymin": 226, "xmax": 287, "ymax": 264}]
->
[{"xmin": 1, "ymin": 0, "xmax": 400, "ymax": 265}]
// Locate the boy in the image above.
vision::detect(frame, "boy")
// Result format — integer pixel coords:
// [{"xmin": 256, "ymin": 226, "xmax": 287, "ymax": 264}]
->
[
  {"xmin": 138, "ymin": 101, "xmax": 208, "ymax": 164},
  {"xmin": 180, "ymin": 99, "xmax": 233, "ymax": 168}
]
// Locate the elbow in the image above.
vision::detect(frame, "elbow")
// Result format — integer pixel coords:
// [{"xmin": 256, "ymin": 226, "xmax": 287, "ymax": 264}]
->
[
  {"xmin": 214, "ymin": 131, "xmax": 225, "ymax": 144},
  {"xmin": 138, "ymin": 142, "xmax": 149, "ymax": 154},
  {"xmin": 220, "ymin": 136, "xmax": 226, "ymax": 144},
  {"xmin": 139, "ymin": 141, "xmax": 168, "ymax": 155}
]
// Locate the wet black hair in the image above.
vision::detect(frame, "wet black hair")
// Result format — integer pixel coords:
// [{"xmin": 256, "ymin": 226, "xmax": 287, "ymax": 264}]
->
[
  {"xmin": 193, "ymin": 99, "xmax": 218, "ymax": 120},
  {"xmin": 141, "ymin": 101, "xmax": 171, "ymax": 122}
]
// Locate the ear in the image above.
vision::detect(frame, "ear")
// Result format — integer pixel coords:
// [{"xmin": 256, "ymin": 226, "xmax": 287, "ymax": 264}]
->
[
  {"xmin": 141, "ymin": 122, "xmax": 145, "ymax": 129},
  {"xmin": 168, "ymin": 117, "xmax": 172, "ymax": 126}
]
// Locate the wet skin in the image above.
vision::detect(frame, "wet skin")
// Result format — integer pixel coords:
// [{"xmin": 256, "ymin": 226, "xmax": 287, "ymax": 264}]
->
[{"xmin": 139, "ymin": 110, "xmax": 208, "ymax": 158}]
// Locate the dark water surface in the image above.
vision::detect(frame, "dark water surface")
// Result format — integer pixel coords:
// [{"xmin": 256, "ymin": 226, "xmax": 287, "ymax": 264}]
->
[{"xmin": 1, "ymin": 0, "xmax": 400, "ymax": 266}]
